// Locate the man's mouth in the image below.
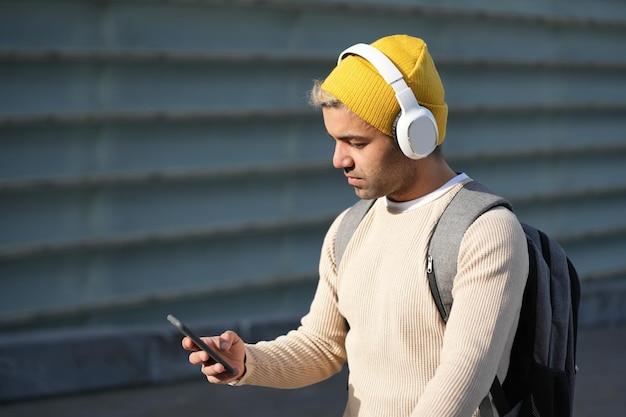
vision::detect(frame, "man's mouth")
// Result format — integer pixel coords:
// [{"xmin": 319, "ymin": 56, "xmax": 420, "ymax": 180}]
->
[{"xmin": 347, "ymin": 176, "xmax": 362, "ymax": 187}]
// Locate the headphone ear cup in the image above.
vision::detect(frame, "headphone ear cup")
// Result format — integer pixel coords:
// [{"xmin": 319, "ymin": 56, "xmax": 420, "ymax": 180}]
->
[{"xmin": 394, "ymin": 107, "xmax": 438, "ymax": 159}]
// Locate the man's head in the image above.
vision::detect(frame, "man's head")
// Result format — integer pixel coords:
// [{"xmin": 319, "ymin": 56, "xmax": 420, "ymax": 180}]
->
[
  {"xmin": 311, "ymin": 35, "xmax": 452, "ymax": 201},
  {"xmin": 311, "ymin": 34, "xmax": 448, "ymax": 157}
]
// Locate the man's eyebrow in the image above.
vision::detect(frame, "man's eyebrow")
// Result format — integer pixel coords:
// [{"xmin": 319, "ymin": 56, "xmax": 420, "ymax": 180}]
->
[{"xmin": 329, "ymin": 133, "xmax": 370, "ymax": 141}]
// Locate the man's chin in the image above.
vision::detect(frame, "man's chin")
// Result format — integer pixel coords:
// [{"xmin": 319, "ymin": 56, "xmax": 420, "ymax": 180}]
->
[{"xmin": 353, "ymin": 188, "xmax": 381, "ymax": 201}]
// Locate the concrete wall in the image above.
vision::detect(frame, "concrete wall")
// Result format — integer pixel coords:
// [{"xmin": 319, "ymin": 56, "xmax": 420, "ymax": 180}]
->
[{"xmin": 1, "ymin": 0, "xmax": 625, "ymax": 400}]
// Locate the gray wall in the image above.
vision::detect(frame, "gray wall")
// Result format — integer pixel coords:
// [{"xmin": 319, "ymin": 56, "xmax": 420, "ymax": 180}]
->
[{"xmin": 1, "ymin": 0, "xmax": 625, "ymax": 400}]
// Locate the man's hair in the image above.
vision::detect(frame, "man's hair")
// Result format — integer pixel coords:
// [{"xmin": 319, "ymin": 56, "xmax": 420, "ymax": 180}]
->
[{"xmin": 309, "ymin": 80, "xmax": 343, "ymax": 108}]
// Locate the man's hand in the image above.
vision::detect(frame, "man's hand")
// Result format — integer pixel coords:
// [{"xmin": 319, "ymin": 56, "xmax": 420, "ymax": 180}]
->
[{"xmin": 183, "ymin": 330, "xmax": 246, "ymax": 384}]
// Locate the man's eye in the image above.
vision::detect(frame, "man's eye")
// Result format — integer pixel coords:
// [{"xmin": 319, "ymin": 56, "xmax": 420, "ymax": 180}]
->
[{"xmin": 350, "ymin": 142, "xmax": 365, "ymax": 149}]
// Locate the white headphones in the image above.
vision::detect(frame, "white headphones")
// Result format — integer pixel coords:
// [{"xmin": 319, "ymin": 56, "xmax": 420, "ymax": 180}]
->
[{"xmin": 338, "ymin": 43, "xmax": 438, "ymax": 159}]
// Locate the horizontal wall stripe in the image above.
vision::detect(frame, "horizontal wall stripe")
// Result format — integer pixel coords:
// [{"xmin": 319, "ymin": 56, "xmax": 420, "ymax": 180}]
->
[
  {"xmin": 448, "ymin": 142, "xmax": 626, "ymax": 164},
  {"xmin": 0, "ymin": 261, "xmax": 621, "ymax": 331},
  {"xmin": 558, "ymin": 224, "xmax": 626, "ymax": 246},
  {"xmin": 583, "ymin": 267, "xmax": 626, "ymax": 282},
  {"xmin": 1, "ymin": 193, "xmax": 624, "ymax": 260},
  {"xmin": 509, "ymin": 184, "xmax": 626, "ymax": 206},
  {"xmin": 0, "ymin": 270, "xmax": 318, "ymax": 331},
  {"xmin": 65, "ymin": 0, "xmax": 626, "ymax": 30},
  {"xmin": 1, "ymin": 143, "xmax": 624, "ymax": 192},
  {"xmin": 0, "ymin": 48, "xmax": 335, "ymax": 64},
  {"xmin": 1, "ymin": 102, "xmax": 624, "ymax": 127},
  {"xmin": 0, "ymin": 161, "xmax": 332, "ymax": 191},
  {"xmin": 0, "ymin": 213, "xmax": 335, "ymax": 260},
  {"xmin": 0, "ymin": 108, "xmax": 318, "ymax": 126},
  {"xmin": 3, "ymin": 48, "xmax": 626, "ymax": 72}
]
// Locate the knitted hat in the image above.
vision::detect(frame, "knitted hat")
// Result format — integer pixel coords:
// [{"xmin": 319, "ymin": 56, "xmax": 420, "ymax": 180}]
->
[{"xmin": 321, "ymin": 34, "xmax": 448, "ymax": 145}]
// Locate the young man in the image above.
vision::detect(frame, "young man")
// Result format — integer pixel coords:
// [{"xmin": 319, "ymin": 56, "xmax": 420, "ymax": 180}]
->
[{"xmin": 183, "ymin": 34, "xmax": 529, "ymax": 417}]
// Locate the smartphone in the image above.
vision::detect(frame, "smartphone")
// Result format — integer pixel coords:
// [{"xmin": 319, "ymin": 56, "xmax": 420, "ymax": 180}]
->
[{"xmin": 167, "ymin": 314, "xmax": 236, "ymax": 374}]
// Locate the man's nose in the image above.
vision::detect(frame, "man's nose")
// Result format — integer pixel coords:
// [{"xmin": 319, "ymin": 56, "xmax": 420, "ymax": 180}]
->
[{"xmin": 332, "ymin": 142, "xmax": 353, "ymax": 169}]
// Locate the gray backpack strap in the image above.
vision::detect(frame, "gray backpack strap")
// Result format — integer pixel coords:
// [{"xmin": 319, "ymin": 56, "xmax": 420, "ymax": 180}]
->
[
  {"xmin": 335, "ymin": 199, "xmax": 375, "ymax": 267},
  {"xmin": 427, "ymin": 181, "xmax": 512, "ymax": 322},
  {"xmin": 427, "ymin": 181, "xmax": 513, "ymax": 417}
]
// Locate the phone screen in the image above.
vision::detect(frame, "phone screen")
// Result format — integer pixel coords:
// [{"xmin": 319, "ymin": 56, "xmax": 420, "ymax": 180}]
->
[{"xmin": 167, "ymin": 314, "xmax": 236, "ymax": 374}]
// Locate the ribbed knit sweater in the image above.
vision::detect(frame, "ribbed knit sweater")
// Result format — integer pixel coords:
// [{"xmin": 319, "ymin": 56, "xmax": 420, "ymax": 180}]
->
[{"xmin": 236, "ymin": 180, "xmax": 529, "ymax": 417}]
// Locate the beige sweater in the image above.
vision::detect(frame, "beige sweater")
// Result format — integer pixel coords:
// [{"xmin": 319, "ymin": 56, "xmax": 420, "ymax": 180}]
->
[{"xmin": 237, "ymin": 181, "xmax": 529, "ymax": 417}]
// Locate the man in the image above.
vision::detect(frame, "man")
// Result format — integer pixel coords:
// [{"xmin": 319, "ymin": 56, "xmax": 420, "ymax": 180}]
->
[{"xmin": 183, "ymin": 34, "xmax": 529, "ymax": 417}]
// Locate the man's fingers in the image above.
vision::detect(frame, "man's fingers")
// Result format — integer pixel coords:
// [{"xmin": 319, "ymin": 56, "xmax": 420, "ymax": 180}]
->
[
  {"xmin": 218, "ymin": 331, "xmax": 237, "ymax": 350},
  {"xmin": 201, "ymin": 362, "xmax": 239, "ymax": 384},
  {"xmin": 182, "ymin": 335, "xmax": 215, "ymax": 352},
  {"xmin": 188, "ymin": 349, "xmax": 208, "ymax": 365},
  {"xmin": 181, "ymin": 336, "xmax": 195, "ymax": 350}
]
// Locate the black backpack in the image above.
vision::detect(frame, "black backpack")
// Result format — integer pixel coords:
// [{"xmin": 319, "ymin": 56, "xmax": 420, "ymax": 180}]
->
[{"xmin": 335, "ymin": 180, "xmax": 580, "ymax": 417}]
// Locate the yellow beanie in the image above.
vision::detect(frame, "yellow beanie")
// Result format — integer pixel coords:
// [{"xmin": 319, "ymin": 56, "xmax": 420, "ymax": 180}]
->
[{"xmin": 321, "ymin": 34, "xmax": 448, "ymax": 145}]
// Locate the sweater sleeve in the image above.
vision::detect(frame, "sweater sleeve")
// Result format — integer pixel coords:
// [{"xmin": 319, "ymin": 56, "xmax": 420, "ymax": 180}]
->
[
  {"xmin": 235, "ymin": 212, "xmax": 349, "ymax": 388},
  {"xmin": 410, "ymin": 207, "xmax": 529, "ymax": 417}
]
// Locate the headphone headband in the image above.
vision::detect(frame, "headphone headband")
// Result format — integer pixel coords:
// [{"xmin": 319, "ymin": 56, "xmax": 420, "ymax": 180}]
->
[
  {"xmin": 338, "ymin": 43, "xmax": 416, "ymax": 114},
  {"xmin": 339, "ymin": 44, "xmax": 403, "ymax": 86}
]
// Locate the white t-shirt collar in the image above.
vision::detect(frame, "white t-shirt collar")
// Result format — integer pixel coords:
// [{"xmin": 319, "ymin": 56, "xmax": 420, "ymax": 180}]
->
[{"xmin": 384, "ymin": 173, "xmax": 470, "ymax": 212}]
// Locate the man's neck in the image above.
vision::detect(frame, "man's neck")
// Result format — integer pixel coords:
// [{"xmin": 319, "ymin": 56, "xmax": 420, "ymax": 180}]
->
[{"xmin": 388, "ymin": 158, "xmax": 458, "ymax": 202}]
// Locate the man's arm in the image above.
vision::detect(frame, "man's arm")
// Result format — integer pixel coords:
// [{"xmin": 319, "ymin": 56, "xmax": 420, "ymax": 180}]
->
[
  {"xmin": 231, "ymin": 213, "xmax": 349, "ymax": 389},
  {"xmin": 411, "ymin": 207, "xmax": 529, "ymax": 416}
]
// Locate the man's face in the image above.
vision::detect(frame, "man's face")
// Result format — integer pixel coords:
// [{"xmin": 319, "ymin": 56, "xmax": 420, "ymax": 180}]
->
[{"xmin": 323, "ymin": 106, "xmax": 418, "ymax": 202}]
